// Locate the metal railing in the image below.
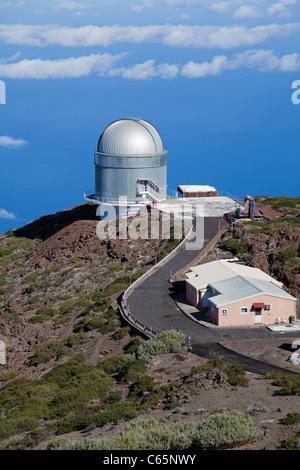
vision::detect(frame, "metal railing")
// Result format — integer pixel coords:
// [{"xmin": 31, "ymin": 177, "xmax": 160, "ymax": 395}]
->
[
  {"xmin": 119, "ymin": 223, "xmax": 195, "ymax": 338},
  {"xmin": 84, "ymin": 190, "xmax": 144, "ymax": 206}
]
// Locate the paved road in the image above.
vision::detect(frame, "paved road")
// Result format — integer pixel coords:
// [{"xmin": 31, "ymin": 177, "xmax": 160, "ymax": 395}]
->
[{"xmin": 127, "ymin": 217, "xmax": 300, "ymax": 375}]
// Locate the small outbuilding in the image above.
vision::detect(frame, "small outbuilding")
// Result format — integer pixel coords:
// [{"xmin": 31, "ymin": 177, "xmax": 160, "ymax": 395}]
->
[
  {"xmin": 177, "ymin": 185, "xmax": 218, "ymax": 198},
  {"xmin": 185, "ymin": 260, "xmax": 297, "ymax": 326}
]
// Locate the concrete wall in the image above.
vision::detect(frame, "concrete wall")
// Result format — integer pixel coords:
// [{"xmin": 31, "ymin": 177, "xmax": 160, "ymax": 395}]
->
[
  {"xmin": 186, "ymin": 282, "xmax": 199, "ymax": 307},
  {"xmin": 209, "ymin": 294, "xmax": 296, "ymax": 326}
]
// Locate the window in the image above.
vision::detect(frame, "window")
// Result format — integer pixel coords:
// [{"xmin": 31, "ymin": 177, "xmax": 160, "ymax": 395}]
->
[
  {"xmin": 240, "ymin": 307, "xmax": 248, "ymax": 314},
  {"xmin": 221, "ymin": 309, "xmax": 228, "ymax": 316}
]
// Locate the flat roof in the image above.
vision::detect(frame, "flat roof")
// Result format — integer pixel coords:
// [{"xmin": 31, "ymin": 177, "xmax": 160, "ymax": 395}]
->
[{"xmin": 178, "ymin": 185, "xmax": 217, "ymax": 192}]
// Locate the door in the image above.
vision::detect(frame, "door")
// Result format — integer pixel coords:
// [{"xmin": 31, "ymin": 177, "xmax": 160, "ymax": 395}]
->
[{"xmin": 254, "ymin": 308, "xmax": 263, "ymax": 324}]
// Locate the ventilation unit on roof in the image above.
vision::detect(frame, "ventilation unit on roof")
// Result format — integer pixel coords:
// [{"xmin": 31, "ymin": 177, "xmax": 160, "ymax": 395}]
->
[{"xmin": 265, "ymin": 304, "xmax": 272, "ymax": 310}]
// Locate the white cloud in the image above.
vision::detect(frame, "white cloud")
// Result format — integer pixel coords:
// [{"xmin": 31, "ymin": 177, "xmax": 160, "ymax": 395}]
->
[
  {"xmin": 266, "ymin": 0, "xmax": 297, "ymax": 16},
  {"xmin": 54, "ymin": 1, "xmax": 94, "ymax": 13},
  {"xmin": 0, "ymin": 52, "xmax": 124, "ymax": 79},
  {"xmin": 181, "ymin": 49, "xmax": 300, "ymax": 77},
  {"xmin": 0, "ymin": 1, "xmax": 24, "ymax": 8},
  {"xmin": 162, "ymin": 23, "xmax": 300, "ymax": 49},
  {"xmin": 0, "ymin": 22, "xmax": 299, "ymax": 49},
  {"xmin": 0, "ymin": 208, "xmax": 15, "ymax": 220},
  {"xmin": 0, "ymin": 135, "xmax": 28, "ymax": 147},
  {"xmin": 208, "ymin": 2, "xmax": 230, "ymax": 13},
  {"xmin": 103, "ymin": 59, "xmax": 179, "ymax": 80},
  {"xmin": 181, "ymin": 55, "xmax": 229, "ymax": 77},
  {"xmin": 234, "ymin": 5, "xmax": 263, "ymax": 18},
  {"xmin": 132, "ymin": 0, "xmax": 153, "ymax": 12},
  {"xmin": 180, "ymin": 13, "xmax": 191, "ymax": 20}
]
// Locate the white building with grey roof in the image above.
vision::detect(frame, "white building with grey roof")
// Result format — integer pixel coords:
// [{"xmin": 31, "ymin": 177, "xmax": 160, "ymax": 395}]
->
[{"xmin": 186, "ymin": 260, "xmax": 297, "ymax": 326}]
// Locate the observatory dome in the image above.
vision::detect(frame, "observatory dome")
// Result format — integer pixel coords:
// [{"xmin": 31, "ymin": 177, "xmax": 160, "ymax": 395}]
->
[{"xmin": 97, "ymin": 117, "xmax": 164, "ymax": 156}]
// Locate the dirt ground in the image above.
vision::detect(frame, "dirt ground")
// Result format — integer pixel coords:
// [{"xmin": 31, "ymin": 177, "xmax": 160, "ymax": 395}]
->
[{"xmin": 39, "ymin": 350, "xmax": 300, "ymax": 451}]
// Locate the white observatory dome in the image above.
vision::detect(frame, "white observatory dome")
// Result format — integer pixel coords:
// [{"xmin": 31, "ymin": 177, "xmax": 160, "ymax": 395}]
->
[{"xmin": 97, "ymin": 117, "xmax": 164, "ymax": 156}]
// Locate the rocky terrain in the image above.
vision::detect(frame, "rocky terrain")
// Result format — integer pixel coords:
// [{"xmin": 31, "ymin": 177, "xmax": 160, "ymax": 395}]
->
[{"xmin": 0, "ymin": 198, "xmax": 299, "ymax": 451}]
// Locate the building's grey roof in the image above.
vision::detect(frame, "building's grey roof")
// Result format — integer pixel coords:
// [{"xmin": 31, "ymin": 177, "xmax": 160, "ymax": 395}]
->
[
  {"xmin": 208, "ymin": 275, "xmax": 297, "ymax": 308},
  {"xmin": 185, "ymin": 260, "xmax": 282, "ymax": 288},
  {"xmin": 97, "ymin": 118, "xmax": 164, "ymax": 156}
]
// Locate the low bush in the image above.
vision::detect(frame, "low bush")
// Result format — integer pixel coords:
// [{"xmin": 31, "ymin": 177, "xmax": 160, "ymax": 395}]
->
[
  {"xmin": 117, "ymin": 358, "xmax": 148, "ymax": 383},
  {"xmin": 0, "ymin": 273, "xmax": 6, "ymax": 286},
  {"xmin": 281, "ymin": 412, "xmax": 300, "ymax": 425},
  {"xmin": 49, "ymin": 418, "xmax": 193, "ymax": 450},
  {"xmin": 64, "ymin": 332, "xmax": 86, "ymax": 348},
  {"xmin": 103, "ymin": 265, "xmax": 124, "ymax": 277},
  {"xmin": 49, "ymin": 411, "xmax": 262, "ymax": 451},
  {"xmin": 263, "ymin": 371, "xmax": 300, "ymax": 396},
  {"xmin": 221, "ymin": 239, "xmax": 248, "ymax": 255},
  {"xmin": 190, "ymin": 411, "xmax": 262, "ymax": 450},
  {"xmin": 56, "ymin": 401, "xmax": 136, "ymax": 435},
  {"xmin": 136, "ymin": 329, "xmax": 187, "ymax": 360},
  {"xmin": 28, "ymin": 340, "xmax": 66, "ymax": 366},
  {"xmin": 279, "ymin": 430, "xmax": 300, "ymax": 450},
  {"xmin": 188, "ymin": 359, "xmax": 248, "ymax": 387},
  {"xmin": 129, "ymin": 375, "xmax": 155, "ymax": 397},
  {"xmin": 277, "ymin": 247, "xmax": 299, "ymax": 263},
  {"xmin": 113, "ymin": 326, "xmax": 131, "ymax": 340},
  {"xmin": 0, "ymin": 370, "xmax": 18, "ymax": 382}
]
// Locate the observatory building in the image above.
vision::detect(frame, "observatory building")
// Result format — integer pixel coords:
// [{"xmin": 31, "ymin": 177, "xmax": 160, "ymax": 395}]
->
[{"xmin": 84, "ymin": 117, "xmax": 168, "ymax": 217}]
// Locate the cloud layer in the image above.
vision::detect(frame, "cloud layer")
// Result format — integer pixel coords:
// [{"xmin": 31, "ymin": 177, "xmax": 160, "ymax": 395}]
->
[
  {"xmin": 0, "ymin": 49, "xmax": 299, "ymax": 80},
  {"xmin": 0, "ymin": 22, "xmax": 299, "ymax": 49}
]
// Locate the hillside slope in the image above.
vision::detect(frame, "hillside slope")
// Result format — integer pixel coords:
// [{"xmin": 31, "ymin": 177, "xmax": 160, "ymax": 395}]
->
[{"xmin": 0, "ymin": 199, "xmax": 299, "ymax": 451}]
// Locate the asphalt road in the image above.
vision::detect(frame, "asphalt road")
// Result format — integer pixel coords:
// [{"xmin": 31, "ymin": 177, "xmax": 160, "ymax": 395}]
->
[{"xmin": 127, "ymin": 217, "xmax": 300, "ymax": 375}]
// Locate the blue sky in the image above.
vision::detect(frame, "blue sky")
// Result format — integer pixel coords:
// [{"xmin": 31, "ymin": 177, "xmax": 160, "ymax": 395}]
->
[{"xmin": 0, "ymin": 0, "xmax": 299, "ymax": 233}]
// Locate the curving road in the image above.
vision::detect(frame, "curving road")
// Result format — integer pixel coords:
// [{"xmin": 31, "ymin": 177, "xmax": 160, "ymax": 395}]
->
[{"xmin": 127, "ymin": 217, "xmax": 300, "ymax": 375}]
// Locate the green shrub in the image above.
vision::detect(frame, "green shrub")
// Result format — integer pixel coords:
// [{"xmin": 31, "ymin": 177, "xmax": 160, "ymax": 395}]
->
[
  {"xmin": 103, "ymin": 265, "xmax": 124, "ymax": 277},
  {"xmin": 21, "ymin": 272, "xmax": 39, "ymax": 284},
  {"xmin": 130, "ymin": 375, "xmax": 155, "ymax": 397},
  {"xmin": 26, "ymin": 294, "xmax": 42, "ymax": 306},
  {"xmin": 113, "ymin": 326, "xmax": 131, "ymax": 340},
  {"xmin": 27, "ymin": 306, "xmax": 57, "ymax": 323},
  {"xmin": 56, "ymin": 401, "xmax": 136, "ymax": 435},
  {"xmin": 28, "ymin": 340, "xmax": 66, "ymax": 366},
  {"xmin": 118, "ymin": 358, "xmax": 148, "ymax": 383},
  {"xmin": 126, "ymin": 336, "xmax": 145, "ymax": 354},
  {"xmin": 221, "ymin": 239, "xmax": 248, "ymax": 255},
  {"xmin": 59, "ymin": 301, "xmax": 76, "ymax": 315},
  {"xmin": 136, "ymin": 330, "xmax": 187, "ymax": 360},
  {"xmin": 188, "ymin": 360, "xmax": 248, "ymax": 387},
  {"xmin": 225, "ymin": 363, "xmax": 248, "ymax": 387},
  {"xmin": 48, "ymin": 368, "xmax": 113, "ymax": 418},
  {"xmin": 277, "ymin": 246, "xmax": 299, "ymax": 262},
  {"xmin": 64, "ymin": 332, "xmax": 86, "ymax": 348},
  {"xmin": 73, "ymin": 315, "xmax": 118, "ymax": 334},
  {"xmin": 104, "ymin": 390, "xmax": 122, "ymax": 404},
  {"xmin": 0, "ymin": 417, "xmax": 37, "ymax": 439},
  {"xmin": 0, "ymin": 370, "xmax": 18, "ymax": 382},
  {"xmin": 49, "ymin": 418, "xmax": 193, "ymax": 450},
  {"xmin": 98, "ymin": 355, "xmax": 123, "ymax": 375},
  {"xmin": 281, "ymin": 412, "xmax": 300, "ymax": 425},
  {"xmin": 27, "ymin": 314, "xmax": 53, "ymax": 324},
  {"xmin": 279, "ymin": 430, "xmax": 300, "ymax": 450},
  {"xmin": 263, "ymin": 371, "xmax": 300, "ymax": 396},
  {"xmin": 0, "ymin": 273, "xmax": 6, "ymax": 286},
  {"xmin": 190, "ymin": 411, "xmax": 263, "ymax": 450}
]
